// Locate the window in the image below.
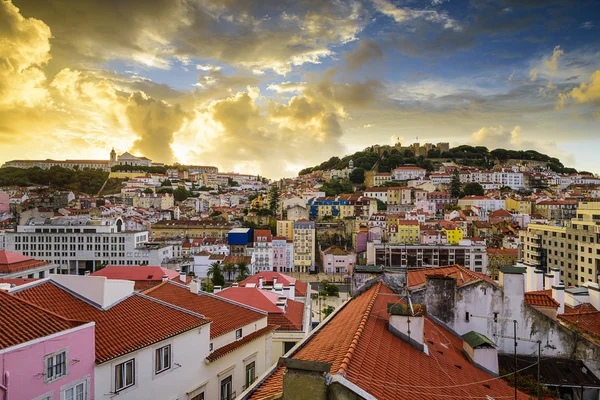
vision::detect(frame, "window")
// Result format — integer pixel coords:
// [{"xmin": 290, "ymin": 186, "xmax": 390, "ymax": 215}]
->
[
  {"xmin": 155, "ymin": 345, "xmax": 171, "ymax": 374},
  {"xmin": 64, "ymin": 381, "xmax": 87, "ymax": 400},
  {"xmin": 209, "ymin": 343, "xmax": 214, "ymax": 352},
  {"xmin": 220, "ymin": 376, "xmax": 233, "ymax": 400},
  {"xmin": 236, "ymin": 329, "xmax": 242, "ymax": 340},
  {"xmin": 115, "ymin": 359, "xmax": 135, "ymax": 392},
  {"xmin": 245, "ymin": 362, "xmax": 256, "ymax": 388},
  {"xmin": 45, "ymin": 350, "xmax": 67, "ymax": 383}
]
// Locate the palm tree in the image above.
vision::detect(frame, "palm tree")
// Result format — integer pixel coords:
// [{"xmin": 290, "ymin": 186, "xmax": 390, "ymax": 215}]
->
[
  {"xmin": 223, "ymin": 262, "xmax": 236, "ymax": 282},
  {"xmin": 236, "ymin": 260, "xmax": 249, "ymax": 281},
  {"xmin": 207, "ymin": 261, "xmax": 222, "ymax": 280}
]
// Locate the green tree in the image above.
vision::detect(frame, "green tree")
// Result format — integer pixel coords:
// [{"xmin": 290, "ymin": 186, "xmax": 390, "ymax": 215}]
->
[
  {"xmin": 268, "ymin": 186, "xmax": 280, "ymax": 215},
  {"xmin": 173, "ymin": 186, "xmax": 189, "ymax": 202},
  {"xmin": 161, "ymin": 179, "xmax": 172, "ymax": 187},
  {"xmin": 223, "ymin": 262, "xmax": 236, "ymax": 282},
  {"xmin": 461, "ymin": 182, "xmax": 485, "ymax": 197},
  {"xmin": 207, "ymin": 261, "xmax": 225, "ymax": 287},
  {"xmin": 142, "ymin": 188, "xmax": 154, "ymax": 194},
  {"xmin": 349, "ymin": 167, "xmax": 365, "ymax": 184},
  {"xmin": 450, "ymin": 169, "xmax": 461, "ymax": 198},
  {"xmin": 322, "ymin": 305, "xmax": 335, "ymax": 318},
  {"xmin": 376, "ymin": 199, "xmax": 387, "ymax": 211},
  {"xmin": 236, "ymin": 261, "xmax": 249, "ymax": 281}
]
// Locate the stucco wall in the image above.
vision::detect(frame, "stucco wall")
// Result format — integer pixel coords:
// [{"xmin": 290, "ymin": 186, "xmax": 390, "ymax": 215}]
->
[{"xmin": 0, "ymin": 324, "xmax": 95, "ymax": 400}]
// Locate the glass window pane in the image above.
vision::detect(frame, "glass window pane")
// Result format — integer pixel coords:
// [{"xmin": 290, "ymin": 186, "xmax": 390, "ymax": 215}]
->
[
  {"xmin": 65, "ymin": 388, "xmax": 74, "ymax": 400},
  {"xmin": 126, "ymin": 361, "xmax": 133, "ymax": 385},
  {"xmin": 115, "ymin": 365, "xmax": 123, "ymax": 390}
]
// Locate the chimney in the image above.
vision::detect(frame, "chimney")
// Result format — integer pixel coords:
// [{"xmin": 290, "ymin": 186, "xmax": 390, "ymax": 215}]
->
[
  {"xmin": 544, "ymin": 274, "xmax": 554, "ymax": 290},
  {"xmin": 289, "ymin": 283, "xmax": 296, "ymax": 300},
  {"xmin": 232, "ymin": 282, "xmax": 239, "ymax": 287},
  {"xmin": 587, "ymin": 282, "xmax": 600, "ymax": 311},
  {"xmin": 259, "ymin": 276, "xmax": 264, "ymax": 289},
  {"xmin": 189, "ymin": 279, "xmax": 200, "ymax": 294},
  {"xmin": 84, "ymin": 271, "xmax": 90, "ymax": 276},
  {"xmin": 462, "ymin": 331, "xmax": 498, "ymax": 375},
  {"xmin": 162, "ymin": 274, "xmax": 169, "ymax": 282},
  {"xmin": 533, "ymin": 269, "xmax": 544, "ymax": 291},
  {"xmin": 550, "ymin": 268, "xmax": 561, "ymax": 287},
  {"xmin": 277, "ymin": 296, "xmax": 288, "ymax": 312},
  {"xmin": 552, "ymin": 284, "xmax": 565, "ymax": 314},
  {"xmin": 387, "ymin": 303, "xmax": 425, "ymax": 352},
  {"xmin": 525, "ymin": 262, "xmax": 535, "ymax": 292},
  {"xmin": 213, "ymin": 285, "xmax": 222, "ymax": 293},
  {"xmin": 273, "ymin": 276, "xmax": 278, "ymax": 286},
  {"xmin": 283, "ymin": 286, "xmax": 291, "ymax": 299},
  {"xmin": 281, "ymin": 358, "xmax": 330, "ymax": 400}
]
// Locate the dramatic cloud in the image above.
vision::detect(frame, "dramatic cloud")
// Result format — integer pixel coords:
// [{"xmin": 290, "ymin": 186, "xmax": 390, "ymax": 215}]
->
[
  {"xmin": 0, "ymin": 1, "xmax": 51, "ymax": 107},
  {"xmin": 371, "ymin": 0, "xmax": 460, "ymax": 30},
  {"xmin": 557, "ymin": 70, "xmax": 600, "ymax": 116},
  {"xmin": 344, "ymin": 40, "xmax": 384, "ymax": 71}
]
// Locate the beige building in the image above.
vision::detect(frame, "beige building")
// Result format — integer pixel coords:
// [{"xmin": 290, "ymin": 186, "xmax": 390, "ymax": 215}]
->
[
  {"xmin": 520, "ymin": 202, "xmax": 600, "ymax": 287},
  {"xmin": 293, "ymin": 219, "xmax": 315, "ymax": 273},
  {"xmin": 277, "ymin": 220, "xmax": 294, "ymax": 240},
  {"xmin": 132, "ymin": 193, "xmax": 174, "ymax": 210}
]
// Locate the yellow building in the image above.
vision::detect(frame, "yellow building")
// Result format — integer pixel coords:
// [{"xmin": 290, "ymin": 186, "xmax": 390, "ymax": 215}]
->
[
  {"xmin": 132, "ymin": 193, "xmax": 174, "ymax": 210},
  {"xmin": 293, "ymin": 219, "xmax": 316, "ymax": 273},
  {"xmin": 387, "ymin": 219, "xmax": 420, "ymax": 244},
  {"xmin": 276, "ymin": 220, "xmax": 294, "ymax": 240},
  {"xmin": 386, "ymin": 187, "xmax": 412, "ymax": 205},
  {"xmin": 505, "ymin": 197, "xmax": 532, "ymax": 214},
  {"xmin": 251, "ymin": 194, "xmax": 267, "ymax": 209},
  {"xmin": 441, "ymin": 224, "xmax": 463, "ymax": 244},
  {"xmin": 365, "ymin": 171, "xmax": 393, "ymax": 187}
]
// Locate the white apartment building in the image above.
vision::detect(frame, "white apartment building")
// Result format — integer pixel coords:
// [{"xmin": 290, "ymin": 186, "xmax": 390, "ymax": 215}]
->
[
  {"xmin": 392, "ymin": 166, "xmax": 427, "ymax": 181},
  {"xmin": 253, "ymin": 229, "xmax": 273, "ymax": 273},
  {"xmin": 5, "ymin": 216, "xmax": 172, "ymax": 274},
  {"xmin": 457, "ymin": 196, "xmax": 506, "ymax": 221}
]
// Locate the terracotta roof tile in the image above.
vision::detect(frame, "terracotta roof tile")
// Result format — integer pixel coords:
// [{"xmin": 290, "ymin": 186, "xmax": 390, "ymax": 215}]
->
[
  {"xmin": 0, "ymin": 290, "xmax": 86, "ymax": 350},
  {"xmin": 239, "ymin": 272, "xmax": 309, "ymax": 297},
  {"xmin": 559, "ymin": 304, "xmax": 600, "ymax": 343},
  {"xmin": 143, "ymin": 282, "xmax": 266, "ymax": 339},
  {"xmin": 13, "ymin": 281, "xmax": 208, "ymax": 363},
  {"xmin": 524, "ymin": 290, "xmax": 560, "ymax": 308},
  {"xmin": 249, "ymin": 282, "xmax": 528, "ymax": 400},
  {"xmin": 407, "ymin": 265, "xmax": 496, "ymax": 289},
  {"xmin": 206, "ymin": 324, "xmax": 278, "ymax": 362}
]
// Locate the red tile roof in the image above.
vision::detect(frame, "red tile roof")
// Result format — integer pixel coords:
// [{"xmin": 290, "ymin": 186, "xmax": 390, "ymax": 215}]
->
[
  {"xmin": 206, "ymin": 324, "xmax": 278, "ymax": 362},
  {"xmin": 524, "ymin": 290, "xmax": 560, "ymax": 308},
  {"xmin": 13, "ymin": 281, "xmax": 209, "ymax": 363},
  {"xmin": 0, "ymin": 290, "xmax": 87, "ymax": 350},
  {"xmin": 0, "ymin": 278, "xmax": 38, "ymax": 288},
  {"xmin": 249, "ymin": 282, "xmax": 528, "ymax": 399},
  {"xmin": 239, "ymin": 272, "xmax": 309, "ymax": 297},
  {"xmin": 407, "ymin": 265, "xmax": 497, "ymax": 289},
  {"xmin": 559, "ymin": 304, "xmax": 600, "ymax": 343},
  {"xmin": 0, "ymin": 251, "xmax": 48, "ymax": 273},
  {"xmin": 217, "ymin": 287, "xmax": 304, "ymax": 331},
  {"xmin": 143, "ymin": 282, "xmax": 266, "ymax": 339},
  {"xmin": 90, "ymin": 266, "xmax": 184, "ymax": 291}
]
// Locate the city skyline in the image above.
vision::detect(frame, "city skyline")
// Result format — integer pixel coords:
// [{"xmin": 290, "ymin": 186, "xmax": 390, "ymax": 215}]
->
[{"xmin": 1, "ymin": 0, "xmax": 599, "ymax": 178}]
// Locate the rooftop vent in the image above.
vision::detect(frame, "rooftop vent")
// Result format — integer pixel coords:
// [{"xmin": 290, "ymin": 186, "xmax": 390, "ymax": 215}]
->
[{"xmin": 387, "ymin": 303, "xmax": 426, "ymax": 352}]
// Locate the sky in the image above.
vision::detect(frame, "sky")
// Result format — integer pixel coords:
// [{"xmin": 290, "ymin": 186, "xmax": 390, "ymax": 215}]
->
[{"xmin": 1, "ymin": 0, "xmax": 599, "ymax": 178}]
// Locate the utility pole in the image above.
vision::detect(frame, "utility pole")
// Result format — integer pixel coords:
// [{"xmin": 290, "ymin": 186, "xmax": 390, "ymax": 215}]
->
[
  {"xmin": 537, "ymin": 340, "xmax": 541, "ymax": 400},
  {"xmin": 513, "ymin": 320, "xmax": 517, "ymax": 400}
]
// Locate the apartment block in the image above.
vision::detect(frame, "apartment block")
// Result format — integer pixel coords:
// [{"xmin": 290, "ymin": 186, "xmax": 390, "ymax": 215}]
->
[{"xmin": 293, "ymin": 220, "xmax": 315, "ymax": 273}]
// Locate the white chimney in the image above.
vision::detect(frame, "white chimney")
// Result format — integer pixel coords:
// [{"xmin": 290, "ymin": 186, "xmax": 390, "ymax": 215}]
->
[
  {"xmin": 587, "ymin": 282, "xmax": 600, "ymax": 311},
  {"xmin": 277, "ymin": 296, "xmax": 287, "ymax": 312},
  {"xmin": 273, "ymin": 277, "xmax": 278, "ymax": 286},
  {"xmin": 534, "ymin": 270, "xmax": 544, "ymax": 291},
  {"xmin": 283, "ymin": 286, "xmax": 291, "ymax": 299},
  {"xmin": 525, "ymin": 263, "xmax": 534, "ymax": 292},
  {"xmin": 232, "ymin": 282, "xmax": 239, "ymax": 287},
  {"xmin": 551, "ymin": 284, "xmax": 565, "ymax": 315},
  {"xmin": 213, "ymin": 285, "xmax": 222, "ymax": 293},
  {"xmin": 462, "ymin": 331, "xmax": 498, "ymax": 375},
  {"xmin": 189, "ymin": 279, "xmax": 200, "ymax": 294},
  {"xmin": 550, "ymin": 268, "xmax": 561, "ymax": 287},
  {"xmin": 289, "ymin": 283, "xmax": 296, "ymax": 300},
  {"xmin": 178, "ymin": 269, "xmax": 186, "ymax": 283},
  {"xmin": 162, "ymin": 274, "xmax": 169, "ymax": 282},
  {"xmin": 388, "ymin": 303, "xmax": 425, "ymax": 351},
  {"xmin": 259, "ymin": 276, "xmax": 264, "ymax": 289},
  {"xmin": 544, "ymin": 274, "xmax": 553, "ymax": 290}
]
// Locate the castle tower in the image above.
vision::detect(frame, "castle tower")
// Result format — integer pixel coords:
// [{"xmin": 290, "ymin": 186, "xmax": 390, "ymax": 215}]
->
[
  {"xmin": 349, "ymin": 159, "xmax": 354, "ymax": 170},
  {"xmin": 110, "ymin": 148, "xmax": 117, "ymax": 165}
]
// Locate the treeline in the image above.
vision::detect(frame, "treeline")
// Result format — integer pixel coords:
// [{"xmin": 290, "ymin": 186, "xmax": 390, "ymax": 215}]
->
[
  {"xmin": 299, "ymin": 145, "xmax": 577, "ymax": 175},
  {"xmin": 0, "ymin": 166, "xmax": 109, "ymax": 194},
  {"xmin": 111, "ymin": 165, "xmax": 167, "ymax": 174}
]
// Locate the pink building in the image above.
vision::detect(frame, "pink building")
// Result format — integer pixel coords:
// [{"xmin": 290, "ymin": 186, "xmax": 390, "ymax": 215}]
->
[
  {"xmin": 272, "ymin": 236, "xmax": 293, "ymax": 273},
  {"xmin": 0, "ymin": 290, "xmax": 95, "ymax": 400},
  {"xmin": 320, "ymin": 246, "xmax": 356, "ymax": 274}
]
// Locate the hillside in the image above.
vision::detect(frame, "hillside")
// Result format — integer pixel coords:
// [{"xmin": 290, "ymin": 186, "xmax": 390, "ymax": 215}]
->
[
  {"xmin": 0, "ymin": 166, "xmax": 109, "ymax": 195},
  {"xmin": 299, "ymin": 145, "xmax": 577, "ymax": 176}
]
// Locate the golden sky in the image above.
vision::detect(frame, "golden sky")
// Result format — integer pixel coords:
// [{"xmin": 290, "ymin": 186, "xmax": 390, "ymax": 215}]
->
[{"xmin": 1, "ymin": 0, "xmax": 599, "ymax": 177}]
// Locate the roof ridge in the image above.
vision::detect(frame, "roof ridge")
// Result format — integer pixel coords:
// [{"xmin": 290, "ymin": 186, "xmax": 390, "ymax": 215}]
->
[
  {"xmin": 1, "ymin": 289, "xmax": 88, "ymax": 327},
  {"xmin": 134, "ymin": 292, "xmax": 209, "ymax": 320},
  {"xmin": 337, "ymin": 281, "xmax": 381, "ymax": 376},
  {"xmin": 141, "ymin": 279, "xmax": 170, "ymax": 295}
]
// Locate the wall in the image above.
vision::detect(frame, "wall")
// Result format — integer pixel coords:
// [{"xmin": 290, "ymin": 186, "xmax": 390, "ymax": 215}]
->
[
  {"xmin": 0, "ymin": 323, "xmax": 95, "ymax": 400},
  {"xmin": 423, "ymin": 275, "xmax": 600, "ymax": 377}
]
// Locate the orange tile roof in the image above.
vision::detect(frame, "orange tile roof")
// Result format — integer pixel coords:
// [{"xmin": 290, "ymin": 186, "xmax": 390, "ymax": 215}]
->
[
  {"xmin": 206, "ymin": 324, "xmax": 278, "ymax": 362},
  {"xmin": 0, "ymin": 251, "xmax": 48, "ymax": 273},
  {"xmin": 13, "ymin": 281, "xmax": 209, "ymax": 363},
  {"xmin": 407, "ymin": 265, "xmax": 496, "ymax": 289},
  {"xmin": 239, "ymin": 272, "xmax": 309, "ymax": 297},
  {"xmin": 143, "ymin": 282, "xmax": 266, "ymax": 339},
  {"xmin": 524, "ymin": 290, "xmax": 560, "ymax": 308},
  {"xmin": 0, "ymin": 290, "xmax": 87, "ymax": 350},
  {"xmin": 559, "ymin": 304, "xmax": 600, "ymax": 343},
  {"xmin": 248, "ymin": 282, "xmax": 528, "ymax": 399}
]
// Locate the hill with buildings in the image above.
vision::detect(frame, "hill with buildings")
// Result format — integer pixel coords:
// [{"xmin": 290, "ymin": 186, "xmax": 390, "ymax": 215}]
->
[{"xmin": 299, "ymin": 143, "xmax": 579, "ymax": 176}]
